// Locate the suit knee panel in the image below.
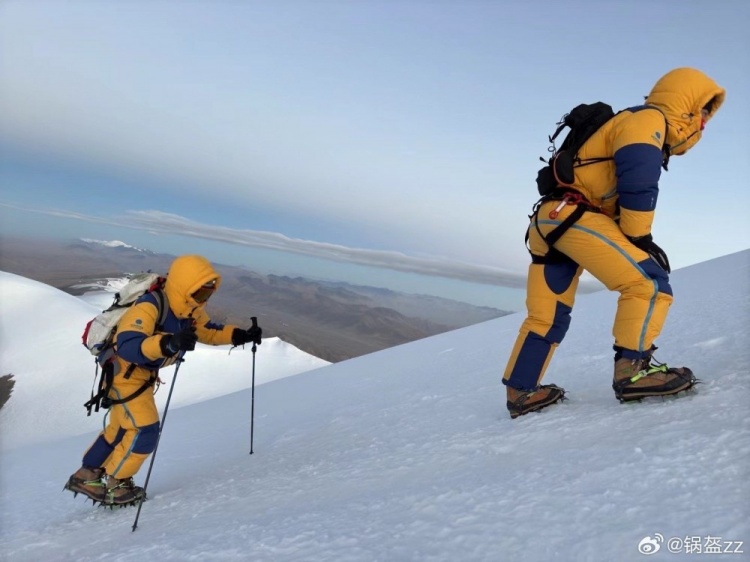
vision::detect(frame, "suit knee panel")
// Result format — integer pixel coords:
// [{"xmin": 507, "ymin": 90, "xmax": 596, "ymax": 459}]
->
[
  {"xmin": 132, "ymin": 422, "xmax": 160, "ymax": 454},
  {"xmin": 638, "ymin": 259, "xmax": 673, "ymax": 296}
]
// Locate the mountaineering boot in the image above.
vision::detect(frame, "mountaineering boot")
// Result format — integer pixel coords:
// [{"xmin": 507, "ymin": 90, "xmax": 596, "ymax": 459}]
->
[
  {"xmin": 104, "ymin": 475, "xmax": 146, "ymax": 506},
  {"xmin": 613, "ymin": 354, "xmax": 697, "ymax": 402},
  {"xmin": 506, "ymin": 384, "xmax": 566, "ymax": 419},
  {"xmin": 64, "ymin": 467, "xmax": 106, "ymax": 502}
]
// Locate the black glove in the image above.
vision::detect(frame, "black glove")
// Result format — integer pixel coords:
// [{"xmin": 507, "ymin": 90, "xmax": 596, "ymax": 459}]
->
[
  {"xmin": 232, "ymin": 318, "xmax": 262, "ymax": 346},
  {"xmin": 232, "ymin": 326, "xmax": 262, "ymax": 347},
  {"xmin": 160, "ymin": 325, "xmax": 198, "ymax": 356},
  {"xmin": 628, "ymin": 234, "xmax": 671, "ymax": 273}
]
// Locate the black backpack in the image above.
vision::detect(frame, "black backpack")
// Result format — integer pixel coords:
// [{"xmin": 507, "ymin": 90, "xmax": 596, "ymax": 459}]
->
[{"xmin": 535, "ymin": 102, "xmax": 616, "ymax": 196}]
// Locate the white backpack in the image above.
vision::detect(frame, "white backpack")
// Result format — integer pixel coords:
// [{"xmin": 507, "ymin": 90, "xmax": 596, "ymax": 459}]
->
[{"xmin": 81, "ymin": 272, "xmax": 168, "ymax": 360}]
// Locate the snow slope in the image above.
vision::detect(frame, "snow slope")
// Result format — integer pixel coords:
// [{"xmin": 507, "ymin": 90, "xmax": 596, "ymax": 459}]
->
[{"xmin": 1, "ymin": 251, "xmax": 749, "ymax": 562}]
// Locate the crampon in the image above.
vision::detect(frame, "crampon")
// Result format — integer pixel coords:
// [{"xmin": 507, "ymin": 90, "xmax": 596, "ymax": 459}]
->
[
  {"xmin": 506, "ymin": 383, "xmax": 567, "ymax": 419},
  {"xmin": 64, "ymin": 469, "xmax": 147, "ymax": 508},
  {"xmin": 613, "ymin": 360, "xmax": 699, "ymax": 403}
]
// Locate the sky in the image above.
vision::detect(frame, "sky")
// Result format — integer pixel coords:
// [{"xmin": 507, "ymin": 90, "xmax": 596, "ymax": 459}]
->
[
  {"xmin": 1, "ymin": 251, "xmax": 748, "ymax": 561},
  {"xmin": 1, "ymin": 1, "xmax": 749, "ymax": 310}
]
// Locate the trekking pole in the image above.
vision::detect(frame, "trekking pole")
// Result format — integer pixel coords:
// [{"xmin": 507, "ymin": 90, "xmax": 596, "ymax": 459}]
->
[
  {"xmin": 250, "ymin": 316, "xmax": 258, "ymax": 455},
  {"xmin": 132, "ymin": 358, "xmax": 183, "ymax": 532}
]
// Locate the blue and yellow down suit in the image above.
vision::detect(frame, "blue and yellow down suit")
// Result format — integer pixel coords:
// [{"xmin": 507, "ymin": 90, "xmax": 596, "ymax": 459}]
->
[
  {"xmin": 503, "ymin": 68, "xmax": 725, "ymax": 391},
  {"xmin": 81, "ymin": 255, "xmax": 238, "ymax": 479}
]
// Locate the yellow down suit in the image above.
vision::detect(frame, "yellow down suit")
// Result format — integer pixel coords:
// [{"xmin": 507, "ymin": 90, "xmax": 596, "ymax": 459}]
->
[
  {"xmin": 81, "ymin": 255, "xmax": 238, "ymax": 479},
  {"xmin": 503, "ymin": 68, "xmax": 725, "ymax": 391}
]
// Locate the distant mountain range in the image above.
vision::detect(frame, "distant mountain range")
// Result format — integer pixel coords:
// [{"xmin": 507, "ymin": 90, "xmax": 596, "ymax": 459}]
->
[{"xmin": 0, "ymin": 236, "xmax": 511, "ymax": 362}]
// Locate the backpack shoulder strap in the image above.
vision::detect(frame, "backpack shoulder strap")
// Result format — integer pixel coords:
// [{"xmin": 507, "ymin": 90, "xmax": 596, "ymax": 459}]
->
[
  {"xmin": 134, "ymin": 288, "xmax": 169, "ymax": 330},
  {"xmin": 152, "ymin": 288, "xmax": 169, "ymax": 330}
]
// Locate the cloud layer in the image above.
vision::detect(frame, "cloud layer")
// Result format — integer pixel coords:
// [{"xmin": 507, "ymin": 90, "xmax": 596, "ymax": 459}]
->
[{"xmin": 3, "ymin": 203, "xmax": 532, "ymax": 288}]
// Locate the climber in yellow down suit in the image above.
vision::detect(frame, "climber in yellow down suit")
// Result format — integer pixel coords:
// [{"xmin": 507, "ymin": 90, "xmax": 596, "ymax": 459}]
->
[
  {"xmin": 503, "ymin": 67, "xmax": 725, "ymax": 418},
  {"xmin": 65, "ymin": 255, "xmax": 263, "ymax": 505}
]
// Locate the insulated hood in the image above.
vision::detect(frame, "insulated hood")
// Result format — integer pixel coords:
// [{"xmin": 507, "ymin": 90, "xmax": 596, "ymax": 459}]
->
[
  {"xmin": 164, "ymin": 255, "xmax": 222, "ymax": 318},
  {"xmin": 645, "ymin": 67, "xmax": 725, "ymax": 156}
]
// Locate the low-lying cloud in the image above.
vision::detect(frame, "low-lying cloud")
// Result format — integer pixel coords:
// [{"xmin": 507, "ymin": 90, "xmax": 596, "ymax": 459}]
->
[{"xmin": 4, "ymin": 204, "xmax": 531, "ymax": 288}]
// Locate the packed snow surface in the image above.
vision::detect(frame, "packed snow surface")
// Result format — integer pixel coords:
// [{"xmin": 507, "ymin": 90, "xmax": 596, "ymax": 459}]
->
[{"xmin": 1, "ymin": 251, "xmax": 748, "ymax": 562}]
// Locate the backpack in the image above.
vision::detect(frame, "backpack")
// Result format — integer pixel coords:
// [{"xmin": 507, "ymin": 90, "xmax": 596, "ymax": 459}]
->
[
  {"xmin": 535, "ymin": 102, "xmax": 616, "ymax": 196},
  {"xmin": 81, "ymin": 272, "xmax": 169, "ymax": 415}
]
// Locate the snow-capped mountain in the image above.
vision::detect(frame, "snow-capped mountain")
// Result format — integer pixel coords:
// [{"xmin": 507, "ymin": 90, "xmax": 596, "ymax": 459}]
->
[{"xmin": 79, "ymin": 238, "xmax": 150, "ymax": 252}]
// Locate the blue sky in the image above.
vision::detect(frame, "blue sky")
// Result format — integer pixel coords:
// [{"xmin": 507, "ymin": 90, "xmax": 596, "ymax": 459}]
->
[{"xmin": 1, "ymin": 0, "xmax": 748, "ymax": 309}]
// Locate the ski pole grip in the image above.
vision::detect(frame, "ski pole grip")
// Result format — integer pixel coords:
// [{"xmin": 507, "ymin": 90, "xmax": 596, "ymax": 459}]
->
[{"xmin": 250, "ymin": 317, "xmax": 258, "ymax": 353}]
